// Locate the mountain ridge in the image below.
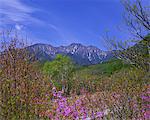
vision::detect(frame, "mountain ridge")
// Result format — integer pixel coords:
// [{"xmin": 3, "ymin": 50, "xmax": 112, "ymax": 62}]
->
[{"xmin": 26, "ymin": 43, "xmax": 114, "ymax": 65}]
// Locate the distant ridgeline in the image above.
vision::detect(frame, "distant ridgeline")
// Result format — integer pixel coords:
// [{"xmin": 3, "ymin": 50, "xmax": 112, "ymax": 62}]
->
[
  {"xmin": 26, "ymin": 43, "xmax": 114, "ymax": 65},
  {"xmin": 26, "ymin": 38, "xmax": 149, "ymax": 66}
]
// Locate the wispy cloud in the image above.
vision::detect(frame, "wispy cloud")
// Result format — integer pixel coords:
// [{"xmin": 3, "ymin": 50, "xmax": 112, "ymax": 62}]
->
[
  {"xmin": 48, "ymin": 23, "xmax": 59, "ymax": 31},
  {"xmin": 0, "ymin": 0, "xmax": 43, "ymax": 25},
  {"xmin": 15, "ymin": 24, "xmax": 24, "ymax": 30},
  {"xmin": 0, "ymin": 0, "xmax": 60, "ymax": 32}
]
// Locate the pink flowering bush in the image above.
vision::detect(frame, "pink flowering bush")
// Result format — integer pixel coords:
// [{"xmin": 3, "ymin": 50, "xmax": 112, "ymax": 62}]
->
[
  {"xmin": 140, "ymin": 85, "xmax": 150, "ymax": 120},
  {"xmin": 36, "ymin": 84, "xmax": 150, "ymax": 120},
  {"xmin": 40, "ymin": 87, "xmax": 105, "ymax": 120}
]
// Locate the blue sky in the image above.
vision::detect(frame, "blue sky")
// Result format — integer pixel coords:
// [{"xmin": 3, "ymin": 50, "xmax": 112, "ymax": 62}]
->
[{"xmin": 0, "ymin": 0, "xmax": 130, "ymax": 50}]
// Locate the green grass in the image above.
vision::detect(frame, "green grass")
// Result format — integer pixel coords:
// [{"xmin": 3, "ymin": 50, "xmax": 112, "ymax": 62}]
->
[
  {"xmin": 72, "ymin": 59, "xmax": 132, "ymax": 93},
  {"xmin": 76, "ymin": 59, "xmax": 130, "ymax": 76}
]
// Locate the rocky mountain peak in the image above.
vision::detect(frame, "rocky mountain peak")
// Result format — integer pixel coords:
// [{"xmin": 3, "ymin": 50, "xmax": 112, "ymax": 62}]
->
[{"xmin": 27, "ymin": 43, "xmax": 113, "ymax": 65}]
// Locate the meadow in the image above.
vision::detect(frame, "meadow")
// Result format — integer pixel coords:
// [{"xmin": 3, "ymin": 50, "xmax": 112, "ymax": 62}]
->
[
  {"xmin": 0, "ymin": 34, "xmax": 149, "ymax": 120},
  {"xmin": 0, "ymin": 0, "xmax": 149, "ymax": 119}
]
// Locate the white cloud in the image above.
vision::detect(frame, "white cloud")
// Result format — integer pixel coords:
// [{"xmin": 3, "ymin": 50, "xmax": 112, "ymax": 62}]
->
[
  {"xmin": 48, "ymin": 23, "xmax": 59, "ymax": 31},
  {"xmin": 0, "ymin": 0, "xmax": 35, "ymax": 13},
  {"xmin": 0, "ymin": 0, "xmax": 60, "ymax": 34},
  {"xmin": 0, "ymin": 0, "xmax": 43, "ymax": 25},
  {"xmin": 15, "ymin": 24, "xmax": 23, "ymax": 30}
]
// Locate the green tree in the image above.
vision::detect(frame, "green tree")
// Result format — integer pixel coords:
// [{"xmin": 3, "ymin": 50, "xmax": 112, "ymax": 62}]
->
[{"xmin": 43, "ymin": 54, "xmax": 75, "ymax": 94}]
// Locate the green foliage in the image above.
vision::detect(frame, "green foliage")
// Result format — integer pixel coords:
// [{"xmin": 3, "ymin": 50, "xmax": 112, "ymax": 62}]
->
[
  {"xmin": 0, "ymin": 35, "xmax": 51, "ymax": 120},
  {"xmin": 70, "ymin": 59, "xmax": 131, "ymax": 93},
  {"xmin": 122, "ymin": 38, "xmax": 150, "ymax": 71},
  {"xmin": 1, "ymin": 31, "xmax": 149, "ymax": 120},
  {"xmin": 77, "ymin": 59, "xmax": 130, "ymax": 76},
  {"xmin": 43, "ymin": 54, "xmax": 75, "ymax": 93},
  {"xmin": 43, "ymin": 54, "xmax": 74, "ymax": 77}
]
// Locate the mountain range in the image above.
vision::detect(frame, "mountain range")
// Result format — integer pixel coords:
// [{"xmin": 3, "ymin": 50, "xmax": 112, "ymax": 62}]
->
[{"xmin": 27, "ymin": 43, "xmax": 114, "ymax": 65}]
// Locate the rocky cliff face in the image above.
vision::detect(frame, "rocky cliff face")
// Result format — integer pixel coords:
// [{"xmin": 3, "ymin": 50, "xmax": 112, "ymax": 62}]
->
[{"xmin": 27, "ymin": 43, "xmax": 114, "ymax": 65}]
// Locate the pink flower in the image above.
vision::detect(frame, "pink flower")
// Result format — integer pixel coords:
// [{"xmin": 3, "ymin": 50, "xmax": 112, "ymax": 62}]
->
[
  {"xmin": 144, "ymin": 110, "xmax": 150, "ymax": 119},
  {"xmin": 141, "ymin": 95, "xmax": 150, "ymax": 101},
  {"xmin": 58, "ymin": 92, "xmax": 62, "ymax": 98},
  {"xmin": 73, "ymin": 111, "xmax": 79, "ymax": 118},
  {"xmin": 96, "ymin": 111, "xmax": 104, "ymax": 118},
  {"xmin": 75, "ymin": 99, "xmax": 82, "ymax": 106},
  {"xmin": 64, "ymin": 107, "xmax": 71, "ymax": 116}
]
